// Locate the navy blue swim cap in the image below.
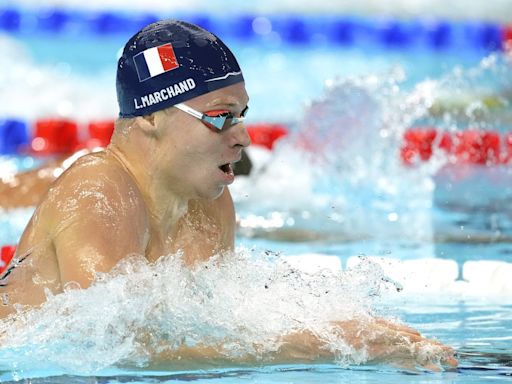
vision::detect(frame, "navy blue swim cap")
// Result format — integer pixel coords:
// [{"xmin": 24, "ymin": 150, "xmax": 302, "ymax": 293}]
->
[{"xmin": 116, "ymin": 19, "xmax": 244, "ymax": 117}]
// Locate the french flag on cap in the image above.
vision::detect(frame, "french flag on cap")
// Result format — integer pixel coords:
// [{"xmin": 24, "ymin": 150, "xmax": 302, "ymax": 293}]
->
[{"xmin": 133, "ymin": 43, "xmax": 179, "ymax": 82}]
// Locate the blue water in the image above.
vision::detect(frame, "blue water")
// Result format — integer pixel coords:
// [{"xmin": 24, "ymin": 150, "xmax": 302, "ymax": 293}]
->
[{"xmin": 1, "ymin": 7, "xmax": 512, "ymax": 384}]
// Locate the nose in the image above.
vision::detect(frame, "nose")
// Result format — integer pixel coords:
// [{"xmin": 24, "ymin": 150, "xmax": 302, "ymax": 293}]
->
[{"xmin": 228, "ymin": 121, "xmax": 251, "ymax": 148}]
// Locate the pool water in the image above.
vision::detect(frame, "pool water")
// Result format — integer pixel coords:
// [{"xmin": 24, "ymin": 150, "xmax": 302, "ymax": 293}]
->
[{"xmin": 1, "ymin": 3, "xmax": 512, "ymax": 384}]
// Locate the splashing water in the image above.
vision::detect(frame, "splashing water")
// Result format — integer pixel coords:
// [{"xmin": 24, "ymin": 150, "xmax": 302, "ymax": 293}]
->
[
  {"xmin": 235, "ymin": 68, "xmax": 437, "ymax": 241},
  {"xmin": 0, "ymin": 249, "xmax": 410, "ymax": 374},
  {"xmin": 233, "ymin": 51, "xmax": 512, "ymax": 242}
]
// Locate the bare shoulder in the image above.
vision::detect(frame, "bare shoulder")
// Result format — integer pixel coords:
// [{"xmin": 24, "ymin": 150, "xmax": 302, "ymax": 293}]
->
[
  {"xmin": 50, "ymin": 151, "xmax": 140, "ymax": 200},
  {"xmin": 40, "ymin": 151, "xmax": 148, "ymax": 233},
  {"xmin": 24, "ymin": 151, "xmax": 150, "ymax": 287}
]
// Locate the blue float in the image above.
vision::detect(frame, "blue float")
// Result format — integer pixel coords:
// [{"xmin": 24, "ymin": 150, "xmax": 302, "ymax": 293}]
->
[
  {"xmin": 0, "ymin": 119, "xmax": 29, "ymax": 154},
  {"xmin": 425, "ymin": 21, "xmax": 452, "ymax": 49},
  {"xmin": 0, "ymin": 8, "xmax": 21, "ymax": 32},
  {"xmin": 478, "ymin": 23, "xmax": 503, "ymax": 51},
  {"xmin": 274, "ymin": 16, "xmax": 310, "ymax": 44},
  {"xmin": 36, "ymin": 9, "xmax": 70, "ymax": 33},
  {"xmin": 218, "ymin": 14, "xmax": 250, "ymax": 40},
  {"xmin": 378, "ymin": 19, "xmax": 421, "ymax": 47},
  {"xmin": 329, "ymin": 17, "xmax": 357, "ymax": 45}
]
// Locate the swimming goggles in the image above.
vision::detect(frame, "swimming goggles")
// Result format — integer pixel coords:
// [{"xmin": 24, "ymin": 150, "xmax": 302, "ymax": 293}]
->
[{"xmin": 174, "ymin": 103, "xmax": 248, "ymax": 131}]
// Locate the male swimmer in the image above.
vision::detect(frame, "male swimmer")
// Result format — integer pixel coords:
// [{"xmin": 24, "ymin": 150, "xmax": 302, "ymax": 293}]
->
[{"xmin": 0, "ymin": 19, "xmax": 457, "ymax": 369}]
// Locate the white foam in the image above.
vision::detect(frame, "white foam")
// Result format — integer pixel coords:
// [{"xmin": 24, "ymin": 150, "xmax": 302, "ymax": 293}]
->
[{"xmin": 283, "ymin": 254, "xmax": 342, "ymax": 274}]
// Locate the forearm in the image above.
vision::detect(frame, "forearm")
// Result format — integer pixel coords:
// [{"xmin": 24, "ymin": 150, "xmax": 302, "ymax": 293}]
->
[
  {"xmin": 144, "ymin": 331, "xmax": 335, "ymax": 370},
  {"xmin": 146, "ymin": 318, "xmax": 456, "ymax": 370}
]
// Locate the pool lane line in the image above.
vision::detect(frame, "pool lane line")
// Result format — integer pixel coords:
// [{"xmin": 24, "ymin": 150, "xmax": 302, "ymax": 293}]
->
[{"xmin": 0, "ymin": 8, "xmax": 510, "ymax": 52}]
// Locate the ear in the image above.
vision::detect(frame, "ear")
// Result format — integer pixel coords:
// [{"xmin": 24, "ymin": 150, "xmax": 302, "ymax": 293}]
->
[{"xmin": 134, "ymin": 114, "xmax": 157, "ymax": 136}]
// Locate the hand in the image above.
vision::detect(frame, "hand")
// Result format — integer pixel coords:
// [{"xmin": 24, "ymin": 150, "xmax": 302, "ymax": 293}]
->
[{"xmin": 333, "ymin": 317, "xmax": 458, "ymax": 371}]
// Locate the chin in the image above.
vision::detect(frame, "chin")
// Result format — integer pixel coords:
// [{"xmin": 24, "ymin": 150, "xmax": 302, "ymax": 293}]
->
[{"xmin": 196, "ymin": 185, "xmax": 225, "ymax": 201}]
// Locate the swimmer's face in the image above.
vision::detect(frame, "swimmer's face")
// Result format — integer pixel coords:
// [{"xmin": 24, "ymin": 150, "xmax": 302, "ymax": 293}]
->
[{"xmin": 155, "ymin": 82, "xmax": 250, "ymax": 200}]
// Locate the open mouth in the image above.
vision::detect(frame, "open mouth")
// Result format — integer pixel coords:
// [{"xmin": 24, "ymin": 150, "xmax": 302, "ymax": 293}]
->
[{"xmin": 219, "ymin": 163, "xmax": 233, "ymax": 175}]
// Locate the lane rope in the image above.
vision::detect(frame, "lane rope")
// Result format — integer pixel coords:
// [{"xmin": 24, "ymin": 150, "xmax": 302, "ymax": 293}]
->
[
  {"xmin": 2, "ymin": 118, "xmax": 512, "ymax": 165},
  {"xmin": 0, "ymin": 7, "xmax": 510, "ymax": 51}
]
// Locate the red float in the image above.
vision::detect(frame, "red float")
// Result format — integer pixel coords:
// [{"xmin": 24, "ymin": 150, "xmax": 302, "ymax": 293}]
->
[
  {"xmin": 401, "ymin": 127, "xmax": 438, "ymax": 164},
  {"xmin": 247, "ymin": 124, "xmax": 289, "ymax": 150},
  {"xmin": 401, "ymin": 127, "xmax": 507, "ymax": 166},
  {"xmin": 87, "ymin": 120, "xmax": 115, "ymax": 148},
  {"xmin": 504, "ymin": 25, "xmax": 512, "ymax": 50},
  {"xmin": 454, "ymin": 130, "xmax": 500, "ymax": 165},
  {"xmin": 32, "ymin": 119, "xmax": 79, "ymax": 155},
  {"xmin": 502, "ymin": 132, "xmax": 512, "ymax": 164}
]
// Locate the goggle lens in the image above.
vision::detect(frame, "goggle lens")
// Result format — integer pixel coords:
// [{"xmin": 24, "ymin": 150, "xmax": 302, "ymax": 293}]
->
[
  {"xmin": 174, "ymin": 103, "xmax": 248, "ymax": 131},
  {"xmin": 203, "ymin": 106, "xmax": 249, "ymax": 130}
]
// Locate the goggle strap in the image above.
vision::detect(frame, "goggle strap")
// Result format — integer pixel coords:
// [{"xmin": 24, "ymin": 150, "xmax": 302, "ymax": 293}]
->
[
  {"xmin": 174, "ymin": 103, "xmax": 246, "ymax": 131},
  {"xmin": 174, "ymin": 103, "xmax": 203, "ymax": 120},
  {"xmin": 232, "ymin": 116, "xmax": 245, "ymax": 125}
]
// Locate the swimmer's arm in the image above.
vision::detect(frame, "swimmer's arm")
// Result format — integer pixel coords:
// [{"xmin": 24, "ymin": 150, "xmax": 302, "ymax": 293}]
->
[
  {"xmin": 149, "ymin": 318, "xmax": 457, "ymax": 370},
  {"xmin": 147, "ymin": 331, "xmax": 332, "ymax": 370},
  {"xmin": 49, "ymin": 172, "xmax": 147, "ymax": 289},
  {"xmin": 277, "ymin": 319, "xmax": 458, "ymax": 370},
  {"xmin": 53, "ymin": 217, "xmax": 146, "ymax": 289}
]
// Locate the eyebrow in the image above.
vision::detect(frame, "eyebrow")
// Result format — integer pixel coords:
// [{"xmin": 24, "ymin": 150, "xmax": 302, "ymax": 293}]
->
[{"xmin": 207, "ymin": 97, "xmax": 250, "ymax": 108}]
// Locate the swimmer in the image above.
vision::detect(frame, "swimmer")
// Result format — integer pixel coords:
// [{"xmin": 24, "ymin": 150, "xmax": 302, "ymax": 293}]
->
[{"xmin": 0, "ymin": 19, "xmax": 456, "ymax": 370}]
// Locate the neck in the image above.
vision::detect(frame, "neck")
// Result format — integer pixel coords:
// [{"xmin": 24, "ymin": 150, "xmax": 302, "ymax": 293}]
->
[{"xmin": 107, "ymin": 134, "xmax": 188, "ymax": 236}]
